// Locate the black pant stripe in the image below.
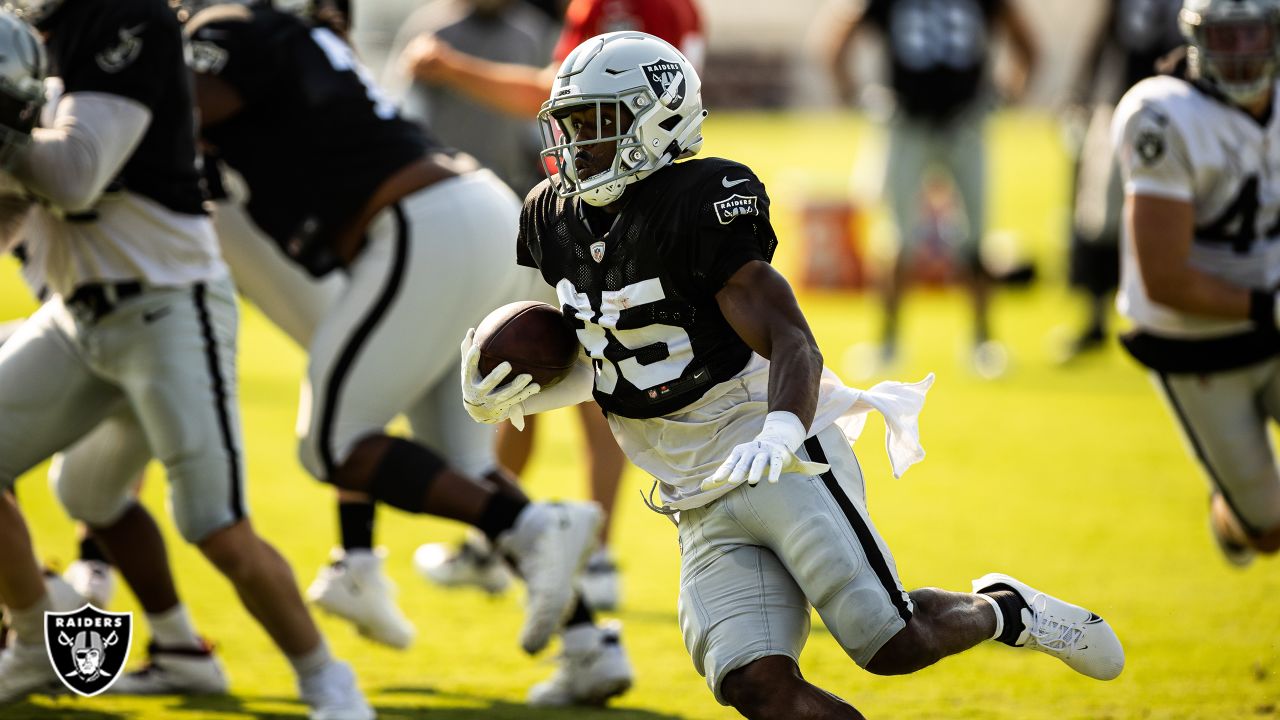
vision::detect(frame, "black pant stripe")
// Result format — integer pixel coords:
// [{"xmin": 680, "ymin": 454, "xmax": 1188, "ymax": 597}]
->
[
  {"xmin": 804, "ymin": 436, "xmax": 911, "ymax": 622},
  {"xmin": 1155, "ymin": 373, "xmax": 1260, "ymax": 535},
  {"xmin": 318, "ymin": 205, "xmax": 410, "ymax": 477},
  {"xmin": 193, "ymin": 283, "xmax": 243, "ymax": 521}
]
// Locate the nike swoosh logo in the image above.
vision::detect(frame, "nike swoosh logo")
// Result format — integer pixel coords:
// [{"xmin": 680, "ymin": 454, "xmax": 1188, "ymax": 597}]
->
[
  {"xmin": 1086, "ymin": 613, "xmax": 1104, "ymax": 624},
  {"xmin": 722, "ymin": 177, "xmax": 749, "ymax": 188},
  {"xmin": 143, "ymin": 307, "xmax": 171, "ymax": 324}
]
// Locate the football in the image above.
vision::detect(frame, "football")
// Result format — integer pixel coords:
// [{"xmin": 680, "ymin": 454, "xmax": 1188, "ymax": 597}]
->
[{"xmin": 474, "ymin": 300, "xmax": 579, "ymax": 388}]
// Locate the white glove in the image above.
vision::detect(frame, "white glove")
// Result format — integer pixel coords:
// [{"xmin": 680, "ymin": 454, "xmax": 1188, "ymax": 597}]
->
[
  {"xmin": 700, "ymin": 411, "xmax": 831, "ymax": 491},
  {"xmin": 459, "ymin": 328, "xmax": 541, "ymax": 430}
]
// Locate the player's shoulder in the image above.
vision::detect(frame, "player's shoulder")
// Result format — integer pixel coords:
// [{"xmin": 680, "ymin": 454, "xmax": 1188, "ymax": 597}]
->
[
  {"xmin": 1115, "ymin": 75, "xmax": 1208, "ymax": 130},
  {"xmin": 188, "ymin": 2, "xmax": 286, "ymax": 40},
  {"xmin": 656, "ymin": 157, "xmax": 763, "ymax": 195}
]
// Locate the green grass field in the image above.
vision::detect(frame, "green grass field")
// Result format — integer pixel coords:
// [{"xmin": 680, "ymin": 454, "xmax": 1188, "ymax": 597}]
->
[{"xmin": 2, "ymin": 112, "xmax": 1278, "ymax": 719}]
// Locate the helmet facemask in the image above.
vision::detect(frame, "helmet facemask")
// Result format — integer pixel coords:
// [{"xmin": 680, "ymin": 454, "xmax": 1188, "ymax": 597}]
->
[
  {"xmin": 1183, "ymin": 2, "xmax": 1280, "ymax": 107},
  {"xmin": 539, "ymin": 94, "xmax": 647, "ymax": 207}
]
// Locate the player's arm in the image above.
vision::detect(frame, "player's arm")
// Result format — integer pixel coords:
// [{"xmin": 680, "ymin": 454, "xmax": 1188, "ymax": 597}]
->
[
  {"xmin": 191, "ymin": 74, "xmax": 246, "ymax": 129},
  {"xmin": 401, "ymin": 35, "xmax": 557, "ymax": 118},
  {"xmin": 995, "ymin": 0, "xmax": 1039, "ymax": 103},
  {"xmin": 701, "ymin": 262, "xmax": 830, "ymax": 490},
  {"xmin": 10, "ymin": 92, "xmax": 149, "ymax": 214},
  {"xmin": 1129, "ymin": 194, "xmax": 1253, "ymax": 319},
  {"xmin": 717, "ymin": 261, "xmax": 821, "ymax": 427},
  {"xmin": 820, "ymin": 0, "xmax": 868, "ymax": 106}
]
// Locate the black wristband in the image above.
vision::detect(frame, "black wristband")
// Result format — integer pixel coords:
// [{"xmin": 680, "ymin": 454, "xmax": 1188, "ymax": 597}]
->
[{"xmin": 1248, "ymin": 290, "xmax": 1276, "ymax": 328}]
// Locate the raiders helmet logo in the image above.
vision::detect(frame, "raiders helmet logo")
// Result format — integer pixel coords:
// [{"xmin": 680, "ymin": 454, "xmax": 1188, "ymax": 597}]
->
[
  {"xmin": 641, "ymin": 59, "xmax": 686, "ymax": 110},
  {"xmin": 590, "ymin": 240, "xmax": 607, "ymax": 263},
  {"xmin": 45, "ymin": 605, "xmax": 133, "ymax": 697},
  {"xmin": 713, "ymin": 194, "xmax": 759, "ymax": 225}
]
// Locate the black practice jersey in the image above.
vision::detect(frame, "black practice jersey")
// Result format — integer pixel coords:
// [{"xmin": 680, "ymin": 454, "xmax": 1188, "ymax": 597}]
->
[
  {"xmin": 185, "ymin": 4, "xmax": 433, "ymax": 260},
  {"xmin": 40, "ymin": 0, "xmax": 205, "ymax": 215},
  {"xmin": 517, "ymin": 158, "xmax": 778, "ymax": 419},
  {"xmin": 1106, "ymin": 0, "xmax": 1184, "ymax": 102},
  {"xmin": 862, "ymin": 0, "xmax": 1003, "ymax": 121}
]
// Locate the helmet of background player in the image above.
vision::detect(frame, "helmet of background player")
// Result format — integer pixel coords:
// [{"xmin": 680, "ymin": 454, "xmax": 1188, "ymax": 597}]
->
[
  {"xmin": 1181, "ymin": 0, "xmax": 1280, "ymax": 107},
  {"xmin": 537, "ymin": 31, "xmax": 707, "ymax": 207},
  {"xmin": 0, "ymin": 8, "xmax": 45, "ymax": 170},
  {"xmin": 1, "ymin": 0, "xmax": 64, "ymax": 29}
]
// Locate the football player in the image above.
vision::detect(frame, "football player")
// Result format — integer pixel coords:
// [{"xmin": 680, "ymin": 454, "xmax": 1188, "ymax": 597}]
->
[
  {"xmin": 1115, "ymin": 0, "xmax": 1280, "ymax": 564},
  {"xmin": 1061, "ymin": 0, "xmax": 1183, "ymax": 362},
  {"xmin": 464, "ymin": 32, "xmax": 1127, "ymax": 717},
  {"xmin": 822, "ymin": 0, "xmax": 1038, "ymax": 379},
  {"xmin": 0, "ymin": 2, "xmax": 371, "ymax": 716},
  {"xmin": 401, "ymin": 0, "xmax": 705, "ymax": 614},
  {"xmin": 179, "ymin": 0, "xmax": 632, "ymax": 704}
]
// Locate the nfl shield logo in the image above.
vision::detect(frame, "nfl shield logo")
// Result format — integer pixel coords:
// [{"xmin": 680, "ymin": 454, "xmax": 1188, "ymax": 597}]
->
[
  {"xmin": 45, "ymin": 604, "xmax": 133, "ymax": 697},
  {"xmin": 590, "ymin": 241, "xmax": 607, "ymax": 263},
  {"xmin": 641, "ymin": 59, "xmax": 686, "ymax": 110}
]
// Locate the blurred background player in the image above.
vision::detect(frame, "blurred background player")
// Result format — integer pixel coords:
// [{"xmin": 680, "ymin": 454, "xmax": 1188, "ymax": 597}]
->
[
  {"xmin": 1115, "ymin": 0, "xmax": 1280, "ymax": 566},
  {"xmin": 1058, "ymin": 0, "xmax": 1183, "ymax": 362},
  {"xmin": 182, "ymin": 0, "xmax": 633, "ymax": 704},
  {"xmin": 822, "ymin": 0, "xmax": 1037, "ymax": 379},
  {"xmin": 0, "ymin": 2, "xmax": 371, "ymax": 715},
  {"xmin": 382, "ymin": 0, "xmax": 556, "ymax": 196},
  {"xmin": 399, "ymin": 0, "xmax": 704, "ymax": 611}
]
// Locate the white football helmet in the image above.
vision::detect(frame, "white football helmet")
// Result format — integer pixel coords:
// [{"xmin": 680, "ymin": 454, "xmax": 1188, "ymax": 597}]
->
[
  {"xmin": 1181, "ymin": 0, "xmax": 1280, "ymax": 106},
  {"xmin": 0, "ymin": 8, "xmax": 45, "ymax": 169},
  {"xmin": 538, "ymin": 31, "xmax": 706, "ymax": 207}
]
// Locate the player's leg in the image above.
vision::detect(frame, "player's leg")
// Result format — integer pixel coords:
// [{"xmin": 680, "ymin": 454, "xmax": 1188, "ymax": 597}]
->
[
  {"xmin": 301, "ymin": 171, "xmax": 600, "ymax": 655},
  {"xmin": 101, "ymin": 278, "xmax": 370, "ymax": 718},
  {"xmin": 1064, "ymin": 105, "xmax": 1122, "ymax": 360},
  {"xmin": 943, "ymin": 107, "xmax": 1001, "ymax": 377},
  {"xmin": 879, "ymin": 114, "xmax": 931, "ymax": 365},
  {"xmin": 50, "ymin": 406, "xmax": 227, "ymax": 694},
  {"xmin": 759, "ymin": 426, "xmax": 1122, "ymax": 681},
  {"xmin": 677, "ymin": 497, "xmax": 850, "ymax": 718},
  {"xmin": 1155, "ymin": 364, "xmax": 1280, "ymax": 560},
  {"xmin": 0, "ymin": 302, "xmax": 121, "ymax": 702},
  {"xmin": 575, "ymin": 402, "xmax": 625, "ymax": 610},
  {"xmin": 409, "ymin": 374, "xmax": 631, "ymax": 705}
]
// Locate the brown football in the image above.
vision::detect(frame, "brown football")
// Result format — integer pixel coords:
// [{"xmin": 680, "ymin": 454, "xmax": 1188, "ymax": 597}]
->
[{"xmin": 474, "ymin": 300, "xmax": 578, "ymax": 388}]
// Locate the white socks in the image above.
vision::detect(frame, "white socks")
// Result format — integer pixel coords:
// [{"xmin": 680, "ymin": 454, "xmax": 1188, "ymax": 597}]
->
[
  {"xmin": 147, "ymin": 604, "xmax": 200, "ymax": 648},
  {"xmin": 288, "ymin": 638, "xmax": 333, "ymax": 678}
]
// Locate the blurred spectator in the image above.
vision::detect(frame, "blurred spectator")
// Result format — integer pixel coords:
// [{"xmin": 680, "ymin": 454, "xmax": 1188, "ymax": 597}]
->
[
  {"xmin": 382, "ymin": 0, "xmax": 557, "ymax": 195},
  {"xmin": 399, "ymin": 0, "xmax": 705, "ymax": 612},
  {"xmin": 1059, "ymin": 0, "xmax": 1183, "ymax": 362},
  {"xmin": 822, "ymin": 0, "xmax": 1037, "ymax": 379}
]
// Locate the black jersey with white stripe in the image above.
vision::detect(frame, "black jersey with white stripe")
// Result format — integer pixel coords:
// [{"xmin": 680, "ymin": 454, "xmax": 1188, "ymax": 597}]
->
[
  {"xmin": 40, "ymin": 0, "xmax": 205, "ymax": 215},
  {"xmin": 185, "ymin": 4, "xmax": 435, "ymax": 257},
  {"xmin": 517, "ymin": 158, "xmax": 778, "ymax": 419},
  {"xmin": 862, "ymin": 0, "xmax": 1003, "ymax": 121}
]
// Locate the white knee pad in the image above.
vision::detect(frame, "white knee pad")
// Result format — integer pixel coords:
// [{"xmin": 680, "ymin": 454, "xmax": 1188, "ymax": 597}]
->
[{"xmin": 50, "ymin": 453, "xmax": 134, "ymax": 528}]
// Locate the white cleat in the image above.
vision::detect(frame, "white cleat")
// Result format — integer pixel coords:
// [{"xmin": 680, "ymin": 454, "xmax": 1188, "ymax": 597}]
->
[
  {"xmin": 973, "ymin": 573, "xmax": 1124, "ymax": 681},
  {"xmin": 498, "ymin": 501, "xmax": 602, "ymax": 655},
  {"xmin": 297, "ymin": 659, "xmax": 375, "ymax": 720},
  {"xmin": 63, "ymin": 559, "xmax": 116, "ymax": 609},
  {"xmin": 413, "ymin": 532, "xmax": 512, "ymax": 595},
  {"xmin": 109, "ymin": 641, "xmax": 229, "ymax": 695},
  {"xmin": 307, "ymin": 548, "xmax": 415, "ymax": 650},
  {"xmin": 527, "ymin": 621, "xmax": 633, "ymax": 707},
  {"xmin": 580, "ymin": 550, "xmax": 621, "ymax": 611},
  {"xmin": 0, "ymin": 640, "xmax": 59, "ymax": 704}
]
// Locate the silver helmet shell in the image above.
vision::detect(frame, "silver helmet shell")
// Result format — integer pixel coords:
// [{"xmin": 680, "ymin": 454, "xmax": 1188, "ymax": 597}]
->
[{"xmin": 538, "ymin": 31, "xmax": 706, "ymax": 207}]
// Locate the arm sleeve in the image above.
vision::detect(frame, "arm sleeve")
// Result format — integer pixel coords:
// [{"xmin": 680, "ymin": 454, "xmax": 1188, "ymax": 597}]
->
[
  {"xmin": 521, "ymin": 351, "xmax": 595, "ymax": 415},
  {"xmin": 1112, "ymin": 95, "xmax": 1195, "ymax": 202},
  {"xmin": 677, "ymin": 168, "xmax": 779, "ymax": 296},
  {"xmin": 516, "ymin": 186, "xmax": 543, "ymax": 269},
  {"xmin": 13, "ymin": 92, "xmax": 150, "ymax": 213}
]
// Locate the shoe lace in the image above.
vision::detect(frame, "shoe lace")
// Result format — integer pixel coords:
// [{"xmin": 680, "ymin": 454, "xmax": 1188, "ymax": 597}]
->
[{"xmin": 1026, "ymin": 595, "xmax": 1085, "ymax": 654}]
